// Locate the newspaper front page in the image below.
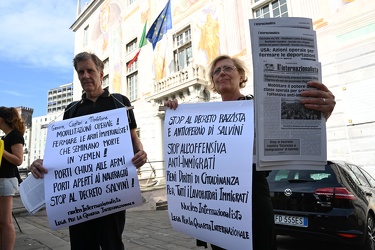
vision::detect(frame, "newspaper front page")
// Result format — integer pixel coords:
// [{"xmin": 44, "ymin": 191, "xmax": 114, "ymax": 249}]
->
[{"xmin": 249, "ymin": 17, "xmax": 326, "ymax": 170}]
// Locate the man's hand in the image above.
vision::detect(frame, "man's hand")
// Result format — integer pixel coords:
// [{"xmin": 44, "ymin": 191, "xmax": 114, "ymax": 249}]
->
[{"xmin": 30, "ymin": 159, "xmax": 48, "ymax": 178}]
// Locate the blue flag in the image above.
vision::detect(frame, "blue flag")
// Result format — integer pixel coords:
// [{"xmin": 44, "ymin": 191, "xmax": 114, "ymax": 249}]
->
[{"xmin": 146, "ymin": 0, "xmax": 172, "ymax": 50}]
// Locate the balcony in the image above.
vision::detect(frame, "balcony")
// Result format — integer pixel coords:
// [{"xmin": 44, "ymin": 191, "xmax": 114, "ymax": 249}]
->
[{"xmin": 147, "ymin": 63, "xmax": 208, "ymax": 104}]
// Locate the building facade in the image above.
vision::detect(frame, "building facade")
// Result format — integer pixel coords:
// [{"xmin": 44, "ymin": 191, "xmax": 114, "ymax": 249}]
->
[
  {"xmin": 66, "ymin": 0, "xmax": 374, "ymax": 181},
  {"xmin": 47, "ymin": 83, "xmax": 74, "ymax": 114},
  {"xmin": 17, "ymin": 107, "xmax": 34, "ymax": 169},
  {"xmin": 28, "ymin": 83, "xmax": 71, "ymax": 166}
]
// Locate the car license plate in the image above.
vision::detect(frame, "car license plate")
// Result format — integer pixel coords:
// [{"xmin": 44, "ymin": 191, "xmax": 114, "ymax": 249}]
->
[{"xmin": 274, "ymin": 214, "xmax": 308, "ymax": 227}]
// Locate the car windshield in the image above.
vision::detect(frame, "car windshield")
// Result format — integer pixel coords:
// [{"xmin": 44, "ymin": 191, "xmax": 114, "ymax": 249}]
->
[{"xmin": 267, "ymin": 164, "xmax": 336, "ymax": 183}]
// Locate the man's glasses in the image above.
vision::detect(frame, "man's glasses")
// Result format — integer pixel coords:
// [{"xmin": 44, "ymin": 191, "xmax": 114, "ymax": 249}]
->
[{"xmin": 212, "ymin": 65, "xmax": 237, "ymax": 76}]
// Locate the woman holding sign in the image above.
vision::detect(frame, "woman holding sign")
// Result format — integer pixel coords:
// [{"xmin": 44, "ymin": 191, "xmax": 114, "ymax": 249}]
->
[
  {"xmin": 0, "ymin": 107, "xmax": 25, "ymax": 250},
  {"xmin": 164, "ymin": 55, "xmax": 335, "ymax": 250}
]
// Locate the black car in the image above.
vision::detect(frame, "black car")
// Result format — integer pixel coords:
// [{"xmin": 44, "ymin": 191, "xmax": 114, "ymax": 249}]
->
[{"xmin": 267, "ymin": 160, "xmax": 375, "ymax": 250}]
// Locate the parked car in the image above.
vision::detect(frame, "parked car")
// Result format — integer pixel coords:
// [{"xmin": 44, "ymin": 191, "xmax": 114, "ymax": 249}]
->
[{"xmin": 267, "ymin": 160, "xmax": 375, "ymax": 250}]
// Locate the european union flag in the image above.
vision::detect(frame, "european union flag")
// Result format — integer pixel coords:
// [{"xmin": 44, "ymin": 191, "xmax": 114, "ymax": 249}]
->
[{"xmin": 146, "ymin": 0, "xmax": 172, "ymax": 50}]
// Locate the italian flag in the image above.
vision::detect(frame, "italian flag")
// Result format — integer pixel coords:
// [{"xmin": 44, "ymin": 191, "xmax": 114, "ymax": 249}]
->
[{"xmin": 127, "ymin": 22, "xmax": 148, "ymax": 68}]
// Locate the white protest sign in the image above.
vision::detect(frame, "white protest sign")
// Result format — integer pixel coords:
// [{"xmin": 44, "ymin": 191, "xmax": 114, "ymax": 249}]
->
[
  {"xmin": 164, "ymin": 101, "xmax": 254, "ymax": 250},
  {"xmin": 43, "ymin": 107, "xmax": 142, "ymax": 230}
]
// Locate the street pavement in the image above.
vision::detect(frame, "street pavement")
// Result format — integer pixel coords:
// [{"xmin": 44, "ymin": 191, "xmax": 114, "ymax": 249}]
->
[
  {"xmin": 14, "ymin": 195, "xmax": 351, "ymax": 250},
  {"xmin": 12, "ymin": 194, "xmax": 204, "ymax": 250}
]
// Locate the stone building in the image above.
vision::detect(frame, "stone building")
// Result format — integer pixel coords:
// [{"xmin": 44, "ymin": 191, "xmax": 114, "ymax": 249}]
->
[{"xmin": 67, "ymin": 0, "xmax": 375, "ymax": 192}]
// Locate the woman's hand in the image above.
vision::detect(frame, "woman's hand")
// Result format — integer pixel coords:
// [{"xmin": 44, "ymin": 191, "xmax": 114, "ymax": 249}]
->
[
  {"xmin": 30, "ymin": 159, "xmax": 47, "ymax": 179},
  {"xmin": 300, "ymin": 81, "xmax": 336, "ymax": 120},
  {"xmin": 164, "ymin": 99, "xmax": 179, "ymax": 110}
]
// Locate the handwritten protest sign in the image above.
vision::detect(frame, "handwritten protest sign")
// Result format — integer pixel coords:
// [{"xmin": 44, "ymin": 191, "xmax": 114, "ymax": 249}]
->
[
  {"xmin": 43, "ymin": 108, "xmax": 142, "ymax": 230},
  {"xmin": 164, "ymin": 101, "xmax": 254, "ymax": 249}
]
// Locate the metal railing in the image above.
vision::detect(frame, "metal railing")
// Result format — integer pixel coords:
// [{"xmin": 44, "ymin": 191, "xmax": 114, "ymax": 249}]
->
[{"xmin": 138, "ymin": 160, "xmax": 165, "ymax": 189}]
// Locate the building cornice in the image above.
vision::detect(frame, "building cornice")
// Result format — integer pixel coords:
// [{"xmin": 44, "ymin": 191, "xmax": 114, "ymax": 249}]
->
[{"xmin": 70, "ymin": 0, "xmax": 104, "ymax": 32}]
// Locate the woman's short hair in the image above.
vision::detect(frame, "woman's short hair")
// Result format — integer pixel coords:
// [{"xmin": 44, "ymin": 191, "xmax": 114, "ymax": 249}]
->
[{"xmin": 207, "ymin": 55, "xmax": 249, "ymax": 93}]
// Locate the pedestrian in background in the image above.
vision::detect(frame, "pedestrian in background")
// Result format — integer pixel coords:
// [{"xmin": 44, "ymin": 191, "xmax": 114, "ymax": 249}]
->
[{"xmin": 0, "ymin": 106, "xmax": 25, "ymax": 250}]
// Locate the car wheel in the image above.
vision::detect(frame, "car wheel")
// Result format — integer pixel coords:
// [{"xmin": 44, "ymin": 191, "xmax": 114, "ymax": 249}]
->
[{"xmin": 363, "ymin": 214, "xmax": 375, "ymax": 250}]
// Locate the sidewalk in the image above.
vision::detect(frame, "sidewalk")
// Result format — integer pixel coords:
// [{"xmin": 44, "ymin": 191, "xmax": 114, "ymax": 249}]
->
[{"xmin": 12, "ymin": 195, "xmax": 204, "ymax": 250}]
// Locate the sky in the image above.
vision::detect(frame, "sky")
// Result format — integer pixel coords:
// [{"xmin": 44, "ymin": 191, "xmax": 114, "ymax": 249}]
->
[{"xmin": 0, "ymin": 0, "xmax": 85, "ymax": 117}]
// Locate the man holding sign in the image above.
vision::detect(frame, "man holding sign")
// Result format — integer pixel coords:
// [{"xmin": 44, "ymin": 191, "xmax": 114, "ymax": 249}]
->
[{"xmin": 30, "ymin": 52, "xmax": 147, "ymax": 250}]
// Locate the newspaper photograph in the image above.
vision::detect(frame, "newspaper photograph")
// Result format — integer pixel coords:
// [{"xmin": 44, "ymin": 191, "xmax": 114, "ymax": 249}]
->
[{"xmin": 255, "ymin": 59, "xmax": 326, "ymax": 170}]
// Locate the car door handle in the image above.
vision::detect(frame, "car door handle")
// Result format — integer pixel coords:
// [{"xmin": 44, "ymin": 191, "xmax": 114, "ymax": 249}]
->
[{"xmin": 365, "ymin": 191, "xmax": 373, "ymax": 197}]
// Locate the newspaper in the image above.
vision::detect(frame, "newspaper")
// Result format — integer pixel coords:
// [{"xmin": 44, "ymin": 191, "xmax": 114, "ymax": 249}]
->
[
  {"xmin": 249, "ymin": 17, "xmax": 326, "ymax": 170},
  {"xmin": 19, "ymin": 175, "xmax": 46, "ymax": 214}
]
